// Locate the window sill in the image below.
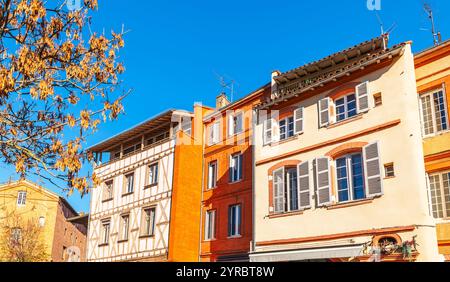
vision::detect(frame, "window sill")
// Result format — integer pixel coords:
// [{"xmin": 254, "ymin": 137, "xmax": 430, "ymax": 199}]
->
[
  {"xmin": 117, "ymin": 239, "xmax": 129, "ymax": 243},
  {"xmin": 98, "ymin": 243, "xmax": 109, "ymax": 247},
  {"xmin": 268, "ymin": 210, "xmax": 304, "ymax": 219},
  {"xmin": 205, "ymin": 186, "xmax": 217, "ymax": 191},
  {"xmin": 144, "ymin": 183, "xmax": 158, "ymax": 189},
  {"xmin": 229, "ymin": 179, "xmax": 243, "ymax": 185},
  {"xmin": 203, "ymin": 238, "xmax": 216, "ymax": 242},
  {"xmin": 227, "ymin": 235, "xmax": 242, "ymax": 239},
  {"xmin": 139, "ymin": 234, "xmax": 155, "ymax": 239},
  {"xmin": 384, "ymin": 176, "xmax": 396, "ymax": 180},
  {"xmin": 327, "ymin": 114, "xmax": 363, "ymax": 129},
  {"xmin": 102, "ymin": 198, "xmax": 113, "ymax": 203},
  {"xmin": 423, "ymin": 130, "xmax": 450, "ymax": 140},
  {"xmin": 121, "ymin": 192, "xmax": 134, "ymax": 197},
  {"xmin": 327, "ymin": 198, "xmax": 374, "ymax": 210},
  {"xmin": 268, "ymin": 134, "xmax": 301, "ymax": 147}
]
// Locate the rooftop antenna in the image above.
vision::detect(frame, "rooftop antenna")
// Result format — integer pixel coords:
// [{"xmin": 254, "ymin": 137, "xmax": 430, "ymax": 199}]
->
[
  {"xmin": 423, "ymin": 3, "xmax": 442, "ymax": 46},
  {"xmin": 213, "ymin": 71, "xmax": 237, "ymax": 102}
]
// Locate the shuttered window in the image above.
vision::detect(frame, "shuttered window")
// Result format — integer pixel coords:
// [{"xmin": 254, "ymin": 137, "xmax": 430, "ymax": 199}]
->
[
  {"xmin": 141, "ymin": 207, "xmax": 156, "ymax": 236},
  {"xmin": 279, "ymin": 117, "xmax": 294, "ymax": 141},
  {"xmin": 119, "ymin": 214, "xmax": 129, "ymax": 241},
  {"xmin": 363, "ymin": 142, "xmax": 383, "ymax": 197},
  {"xmin": 148, "ymin": 163, "xmax": 158, "ymax": 186},
  {"xmin": 356, "ymin": 81, "xmax": 370, "ymax": 113},
  {"xmin": 263, "ymin": 118, "xmax": 272, "ymax": 145},
  {"xmin": 294, "ymin": 107, "xmax": 304, "ymax": 134},
  {"xmin": 209, "ymin": 121, "xmax": 221, "ymax": 145},
  {"xmin": 318, "ymin": 98, "xmax": 330, "ymax": 127},
  {"xmin": 315, "ymin": 157, "xmax": 331, "ymax": 206},
  {"xmin": 336, "ymin": 153, "xmax": 366, "ymax": 202},
  {"xmin": 103, "ymin": 180, "xmax": 113, "ymax": 201},
  {"xmin": 101, "ymin": 220, "xmax": 110, "ymax": 245},
  {"xmin": 335, "ymin": 94, "xmax": 357, "ymax": 122},
  {"xmin": 298, "ymin": 161, "xmax": 311, "ymax": 209},
  {"xmin": 273, "ymin": 168, "xmax": 285, "ymax": 213}
]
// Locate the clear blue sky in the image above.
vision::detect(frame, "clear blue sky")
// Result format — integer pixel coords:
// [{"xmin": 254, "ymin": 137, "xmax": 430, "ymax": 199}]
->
[{"xmin": 1, "ymin": 0, "xmax": 449, "ymax": 213}]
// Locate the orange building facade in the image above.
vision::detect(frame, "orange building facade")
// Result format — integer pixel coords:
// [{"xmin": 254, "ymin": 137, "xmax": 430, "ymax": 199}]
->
[
  {"xmin": 415, "ymin": 40, "xmax": 450, "ymax": 261},
  {"xmin": 199, "ymin": 88, "xmax": 268, "ymax": 262}
]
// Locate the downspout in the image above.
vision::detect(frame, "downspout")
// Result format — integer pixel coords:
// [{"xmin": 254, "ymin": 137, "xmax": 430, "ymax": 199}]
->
[
  {"xmin": 198, "ymin": 106, "xmax": 206, "ymax": 262},
  {"xmin": 251, "ymin": 108, "xmax": 257, "ymax": 255}
]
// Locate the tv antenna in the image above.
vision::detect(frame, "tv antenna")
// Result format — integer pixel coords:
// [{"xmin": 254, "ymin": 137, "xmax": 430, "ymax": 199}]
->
[
  {"xmin": 213, "ymin": 71, "xmax": 238, "ymax": 102},
  {"xmin": 423, "ymin": 3, "xmax": 442, "ymax": 46},
  {"xmin": 374, "ymin": 12, "xmax": 396, "ymax": 49}
]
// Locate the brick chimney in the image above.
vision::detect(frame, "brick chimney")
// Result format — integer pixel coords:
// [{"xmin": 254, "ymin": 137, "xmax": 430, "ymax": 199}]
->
[{"xmin": 216, "ymin": 92, "xmax": 230, "ymax": 109}]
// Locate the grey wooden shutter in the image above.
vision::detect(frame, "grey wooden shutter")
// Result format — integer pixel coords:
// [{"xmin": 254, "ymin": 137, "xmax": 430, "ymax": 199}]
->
[
  {"xmin": 315, "ymin": 157, "xmax": 331, "ymax": 206},
  {"xmin": 228, "ymin": 114, "xmax": 234, "ymax": 136},
  {"xmin": 294, "ymin": 106, "xmax": 304, "ymax": 134},
  {"xmin": 356, "ymin": 81, "xmax": 370, "ymax": 113},
  {"xmin": 318, "ymin": 98, "xmax": 330, "ymax": 127},
  {"xmin": 272, "ymin": 118, "xmax": 280, "ymax": 143},
  {"xmin": 363, "ymin": 141, "xmax": 383, "ymax": 197},
  {"xmin": 263, "ymin": 118, "xmax": 272, "ymax": 145},
  {"xmin": 298, "ymin": 161, "xmax": 311, "ymax": 209},
  {"xmin": 273, "ymin": 168, "xmax": 285, "ymax": 213}
]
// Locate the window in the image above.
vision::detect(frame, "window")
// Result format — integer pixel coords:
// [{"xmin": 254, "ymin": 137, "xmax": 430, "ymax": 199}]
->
[
  {"xmin": 123, "ymin": 172, "xmax": 134, "ymax": 194},
  {"xmin": 119, "ymin": 214, "xmax": 130, "ymax": 241},
  {"xmin": 279, "ymin": 117, "xmax": 294, "ymax": 141},
  {"xmin": 207, "ymin": 161, "xmax": 218, "ymax": 189},
  {"xmin": 336, "ymin": 153, "xmax": 365, "ymax": 202},
  {"xmin": 141, "ymin": 207, "xmax": 156, "ymax": 236},
  {"xmin": 39, "ymin": 216, "xmax": 45, "ymax": 227},
  {"xmin": 181, "ymin": 118, "xmax": 192, "ymax": 136},
  {"xmin": 148, "ymin": 163, "xmax": 158, "ymax": 186},
  {"xmin": 229, "ymin": 153, "xmax": 243, "ymax": 183},
  {"xmin": 228, "ymin": 204, "xmax": 241, "ymax": 237},
  {"xmin": 208, "ymin": 121, "xmax": 220, "ymax": 145},
  {"xmin": 228, "ymin": 112, "xmax": 243, "ymax": 136},
  {"xmin": 384, "ymin": 163, "xmax": 395, "ymax": 178},
  {"xmin": 11, "ymin": 228, "xmax": 21, "ymax": 243},
  {"xmin": 273, "ymin": 167, "xmax": 299, "ymax": 213},
  {"xmin": 420, "ymin": 88, "xmax": 448, "ymax": 136},
  {"xmin": 100, "ymin": 220, "xmax": 110, "ymax": 245},
  {"xmin": 17, "ymin": 191, "xmax": 27, "ymax": 206},
  {"xmin": 335, "ymin": 94, "xmax": 357, "ymax": 122},
  {"xmin": 123, "ymin": 143, "xmax": 141, "ymax": 156},
  {"xmin": 373, "ymin": 92, "xmax": 382, "ymax": 107},
  {"xmin": 103, "ymin": 180, "xmax": 113, "ymax": 201},
  {"xmin": 204, "ymin": 210, "xmax": 216, "ymax": 240},
  {"xmin": 428, "ymin": 171, "xmax": 450, "ymax": 219}
]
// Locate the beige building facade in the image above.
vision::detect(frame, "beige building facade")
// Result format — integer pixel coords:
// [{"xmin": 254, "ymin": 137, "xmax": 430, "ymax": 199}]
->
[{"xmin": 250, "ymin": 36, "xmax": 442, "ymax": 262}]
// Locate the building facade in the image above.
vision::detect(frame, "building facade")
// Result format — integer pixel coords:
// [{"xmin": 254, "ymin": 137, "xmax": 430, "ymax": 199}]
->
[
  {"xmin": 415, "ymin": 39, "xmax": 450, "ymax": 261},
  {"xmin": 0, "ymin": 180, "xmax": 87, "ymax": 262},
  {"xmin": 200, "ymin": 89, "xmax": 268, "ymax": 262},
  {"xmin": 86, "ymin": 106, "xmax": 207, "ymax": 262},
  {"xmin": 250, "ymin": 36, "xmax": 442, "ymax": 262}
]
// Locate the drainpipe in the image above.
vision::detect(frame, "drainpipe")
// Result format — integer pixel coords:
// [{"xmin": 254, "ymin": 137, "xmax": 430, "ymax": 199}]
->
[{"xmin": 251, "ymin": 108, "xmax": 257, "ymax": 254}]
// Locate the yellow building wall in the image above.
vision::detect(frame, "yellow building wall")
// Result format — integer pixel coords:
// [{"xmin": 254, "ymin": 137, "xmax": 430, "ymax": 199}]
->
[{"xmin": 0, "ymin": 182, "xmax": 59, "ymax": 261}]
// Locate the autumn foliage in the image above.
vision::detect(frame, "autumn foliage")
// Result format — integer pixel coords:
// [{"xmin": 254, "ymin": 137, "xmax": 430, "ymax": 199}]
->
[{"xmin": 0, "ymin": 0, "xmax": 127, "ymax": 195}]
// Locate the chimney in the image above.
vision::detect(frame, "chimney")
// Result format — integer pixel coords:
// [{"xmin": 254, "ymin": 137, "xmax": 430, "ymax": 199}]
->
[{"xmin": 216, "ymin": 92, "xmax": 230, "ymax": 109}]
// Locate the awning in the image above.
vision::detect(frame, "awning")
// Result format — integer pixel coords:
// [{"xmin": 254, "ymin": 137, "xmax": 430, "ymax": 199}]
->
[{"xmin": 249, "ymin": 244, "xmax": 365, "ymax": 262}]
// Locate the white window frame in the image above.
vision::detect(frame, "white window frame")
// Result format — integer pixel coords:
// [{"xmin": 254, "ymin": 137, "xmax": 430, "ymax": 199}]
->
[
  {"xmin": 207, "ymin": 161, "xmax": 218, "ymax": 189},
  {"xmin": 228, "ymin": 204, "xmax": 241, "ymax": 237},
  {"xmin": 334, "ymin": 153, "xmax": 366, "ymax": 203},
  {"xmin": 420, "ymin": 86, "xmax": 449, "ymax": 138},
  {"xmin": 204, "ymin": 210, "xmax": 216, "ymax": 241},
  {"xmin": 100, "ymin": 220, "xmax": 110, "ymax": 245},
  {"xmin": 228, "ymin": 112, "xmax": 244, "ymax": 137},
  {"xmin": 148, "ymin": 163, "xmax": 159, "ymax": 186},
  {"xmin": 335, "ymin": 93, "xmax": 357, "ymax": 122},
  {"xmin": 17, "ymin": 191, "xmax": 27, "ymax": 206},
  {"xmin": 427, "ymin": 170, "xmax": 450, "ymax": 219},
  {"xmin": 208, "ymin": 121, "xmax": 221, "ymax": 145},
  {"xmin": 141, "ymin": 207, "xmax": 156, "ymax": 236},
  {"xmin": 279, "ymin": 116, "xmax": 294, "ymax": 141},
  {"xmin": 119, "ymin": 214, "xmax": 130, "ymax": 241},
  {"xmin": 123, "ymin": 172, "xmax": 135, "ymax": 194},
  {"xmin": 230, "ymin": 153, "xmax": 243, "ymax": 183}
]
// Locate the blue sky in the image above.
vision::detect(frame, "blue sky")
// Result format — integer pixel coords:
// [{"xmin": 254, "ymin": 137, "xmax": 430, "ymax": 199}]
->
[{"xmin": 1, "ymin": 0, "xmax": 449, "ymax": 213}]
